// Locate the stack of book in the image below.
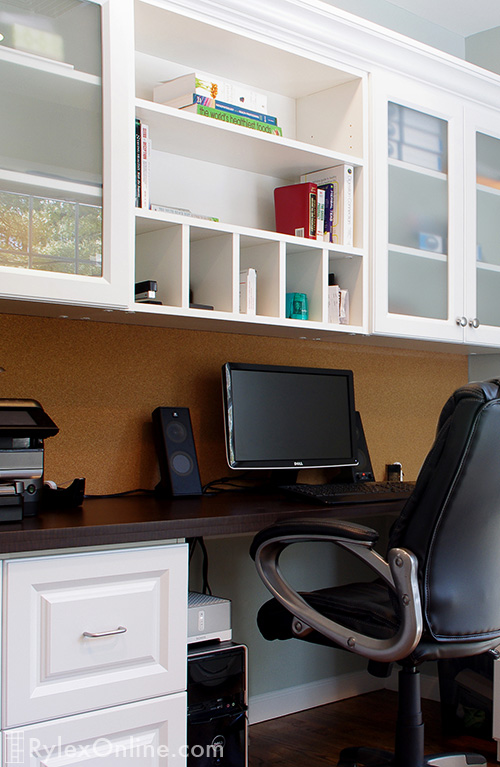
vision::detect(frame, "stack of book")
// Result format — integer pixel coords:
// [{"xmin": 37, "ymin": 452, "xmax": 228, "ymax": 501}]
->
[
  {"xmin": 274, "ymin": 164, "xmax": 354, "ymax": 246},
  {"xmin": 153, "ymin": 72, "xmax": 282, "ymax": 137},
  {"xmin": 135, "ymin": 118, "xmax": 151, "ymax": 209},
  {"xmin": 388, "ymin": 103, "xmax": 445, "ymax": 173},
  {"xmin": 150, "ymin": 204, "xmax": 218, "ymax": 222}
]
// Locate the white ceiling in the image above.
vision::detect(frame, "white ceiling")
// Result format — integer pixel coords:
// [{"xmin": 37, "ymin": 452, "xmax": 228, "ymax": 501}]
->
[{"xmin": 387, "ymin": 0, "xmax": 500, "ymax": 38}]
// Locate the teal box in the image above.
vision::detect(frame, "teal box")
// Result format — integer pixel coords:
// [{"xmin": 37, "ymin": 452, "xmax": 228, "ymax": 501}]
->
[{"xmin": 286, "ymin": 292, "xmax": 308, "ymax": 320}]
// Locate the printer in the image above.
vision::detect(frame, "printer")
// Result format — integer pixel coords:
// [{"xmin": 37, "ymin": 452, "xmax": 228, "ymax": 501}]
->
[{"xmin": 0, "ymin": 399, "xmax": 58, "ymax": 521}]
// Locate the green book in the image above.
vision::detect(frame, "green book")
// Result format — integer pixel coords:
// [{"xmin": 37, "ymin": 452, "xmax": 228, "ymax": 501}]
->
[{"xmin": 185, "ymin": 103, "xmax": 283, "ymax": 136}]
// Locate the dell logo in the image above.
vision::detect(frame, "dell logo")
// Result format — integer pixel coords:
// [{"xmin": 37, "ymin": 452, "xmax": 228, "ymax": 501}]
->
[{"xmin": 294, "ymin": 461, "xmax": 304, "ymax": 466}]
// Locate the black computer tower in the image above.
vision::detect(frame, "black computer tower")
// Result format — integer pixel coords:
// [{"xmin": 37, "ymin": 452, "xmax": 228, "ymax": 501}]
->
[{"xmin": 187, "ymin": 641, "xmax": 248, "ymax": 767}]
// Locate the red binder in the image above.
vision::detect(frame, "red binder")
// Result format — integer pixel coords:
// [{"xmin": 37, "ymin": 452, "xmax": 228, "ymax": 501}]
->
[{"xmin": 274, "ymin": 182, "xmax": 317, "ymax": 239}]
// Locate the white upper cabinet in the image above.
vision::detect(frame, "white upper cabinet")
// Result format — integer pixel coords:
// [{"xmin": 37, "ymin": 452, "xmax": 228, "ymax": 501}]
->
[
  {"xmin": 371, "ymin": 71, "xmax": 466, "ymax": 343},
  {"xmin": 0, "ymin": 0, "xmax": 133, "ymax": 308},
  {"xmin": 371, "ymin": 67, "xmax": 500, "ymax": 348},
  {"xmin": 4, "ymin": 0, "xmax": 500, "ymax": 348},
  {"xmin": 463, "ymin": 105, "xmax": 500, "ymax": 346}
]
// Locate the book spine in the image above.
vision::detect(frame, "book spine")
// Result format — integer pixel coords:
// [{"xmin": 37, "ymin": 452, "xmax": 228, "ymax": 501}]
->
[
  {"xmin": 320, "ymin": 184, "xmax": 335, "ymax": 243},
  {"xmin": 316, "ymin": 187, "xmax": 325, "ymax": 241},
  {"xmin": 194, "ymin": 104, "xmax": 282, "ymax": 136},
  {"xmin": 135, "ymin": 118, "xmax": 141, "ymax": 207},
  {"xmin": 140, "ymin": 123, "xmax": 150, "ymax": 210},
  {"xmin": 192, "ymin": 94, "xmax": 277, "ymax": 125},
  {"xmin": 150, "ymin": 204, "xmax": 219, "ymax": 222},
  {"xmin": 342, "ymin": 165, "xmax": 353, "ymax": 248}
]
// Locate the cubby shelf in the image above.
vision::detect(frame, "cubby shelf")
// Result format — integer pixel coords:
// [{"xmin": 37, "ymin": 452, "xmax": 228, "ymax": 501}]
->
[{"xmin": 134, "ymin": 210, "xmax": 365, "ymax": 334}]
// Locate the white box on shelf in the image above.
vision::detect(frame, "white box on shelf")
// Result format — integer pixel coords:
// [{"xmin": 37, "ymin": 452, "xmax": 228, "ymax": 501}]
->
[{"xmin": 240, "ymin": 267, "xmax": 257, "ymax": 315}]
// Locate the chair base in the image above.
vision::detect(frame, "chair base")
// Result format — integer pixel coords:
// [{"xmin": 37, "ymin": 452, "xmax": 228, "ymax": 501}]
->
[
  {"xmin": 337, "ymin": 667, "xmax": 486, "ymax": 767},
  {"xmin": 337, "ymin": 746, "xmax": 486, "ymax": 767}
]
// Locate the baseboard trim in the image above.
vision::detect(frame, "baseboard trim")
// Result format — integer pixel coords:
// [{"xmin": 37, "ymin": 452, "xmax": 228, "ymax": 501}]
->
[
  {"xmin": 248, "ymin": 670, "xmax": 384, "ymax": 724},
  {"xmin": 248, "ymin": 671, "xmax": 440, "ymax": 724}
]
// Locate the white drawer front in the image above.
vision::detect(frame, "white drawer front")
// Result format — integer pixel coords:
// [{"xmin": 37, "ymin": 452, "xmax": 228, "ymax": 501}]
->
[
  {"xmin": 3, "ymin": 692, "xmax": 187, "ymax": 766},
  {"xmin": 3, "ymin": 545, "xmax": 188, "ymax": 728}
]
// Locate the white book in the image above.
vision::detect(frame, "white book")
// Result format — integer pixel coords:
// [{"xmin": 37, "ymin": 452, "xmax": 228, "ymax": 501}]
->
[
  {"xmin": 240, "ymin": 268, "xmax": 257, "ymax": 315},
  {"xmin": 316, "ymin": 187, "xmax": 325, "ymax": 241},
  {"xmin": 153, "ymin": 72, "xmax": 267, "ymax": 112},
  {"xmin": 301, "ymin": 164, "xmax": 353, "ymax": 247}
]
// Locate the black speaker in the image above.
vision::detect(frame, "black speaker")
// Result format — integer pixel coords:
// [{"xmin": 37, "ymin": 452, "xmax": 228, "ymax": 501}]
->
[
  {"xmin": 351, "ymin": 410, "xmax": 374, "ymax": 482},
  {"xmin": 152, "ymin": 407, "xmax": 202, "ymax": 497}
]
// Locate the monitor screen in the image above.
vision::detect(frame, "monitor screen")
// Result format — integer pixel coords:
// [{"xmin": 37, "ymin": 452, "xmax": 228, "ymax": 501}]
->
[{"xmin": 222, "ymin": 362, "xmax": 358, "ymax": 471}]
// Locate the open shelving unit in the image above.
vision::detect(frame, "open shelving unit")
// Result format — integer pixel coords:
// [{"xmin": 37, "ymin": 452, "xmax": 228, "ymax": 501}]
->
[{"xmin": 132, "ymin": 0, "xmax": 369, "ymax": 338}]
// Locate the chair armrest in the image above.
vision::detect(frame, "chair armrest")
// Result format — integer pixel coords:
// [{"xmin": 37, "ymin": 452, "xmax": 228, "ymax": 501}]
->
[{"xmin": 251, "ymin": 517, "xmax": 423, "ymax": 663}]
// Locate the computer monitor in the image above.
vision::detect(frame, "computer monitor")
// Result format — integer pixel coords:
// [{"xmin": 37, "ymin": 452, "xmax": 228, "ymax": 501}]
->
[{"xmin": 221, "ymin": 362, "xmax": 358, "ymax": 472}]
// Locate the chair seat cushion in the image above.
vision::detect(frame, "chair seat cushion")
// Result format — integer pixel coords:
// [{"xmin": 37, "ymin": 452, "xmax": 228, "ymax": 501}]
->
[{"xmin": 257, "ymin": 580, "xmax": 399, "ymax": 645}]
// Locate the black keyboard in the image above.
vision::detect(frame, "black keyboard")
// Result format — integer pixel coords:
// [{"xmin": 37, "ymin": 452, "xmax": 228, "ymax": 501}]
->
[{"xmin": 281, "ymin": 480, "xmax": 415, "ymax": 506}]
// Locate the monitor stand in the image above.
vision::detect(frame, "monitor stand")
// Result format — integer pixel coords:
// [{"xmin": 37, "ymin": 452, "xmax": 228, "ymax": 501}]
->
[{"xmin": 267, "ymin": 469, "xmax": 299, "ymax": 488}]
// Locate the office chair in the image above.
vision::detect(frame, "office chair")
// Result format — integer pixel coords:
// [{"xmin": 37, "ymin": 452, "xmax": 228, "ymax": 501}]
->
[{"xmin": 250, "ymin": 380, "xmax": 500, "ymax": 767}]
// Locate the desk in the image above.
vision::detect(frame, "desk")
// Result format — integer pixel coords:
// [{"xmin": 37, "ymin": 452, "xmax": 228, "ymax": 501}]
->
[
  {"xmin": 0, "ymin": 493, "xmax": 405, "ymax": 759},
  {"xmin": 0, "ymin": 491, "xmax": 405, "ymax": 554}
]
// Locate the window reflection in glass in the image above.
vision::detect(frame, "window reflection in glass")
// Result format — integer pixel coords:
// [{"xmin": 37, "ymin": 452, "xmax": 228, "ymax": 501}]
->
[{"xmin": 0, "ymin": 190, "xmax": 102, "ymax": 275}]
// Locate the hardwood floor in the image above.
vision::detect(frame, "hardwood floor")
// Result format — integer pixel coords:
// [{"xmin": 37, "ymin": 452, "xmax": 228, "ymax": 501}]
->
[{"xmin": 248, "ymin": 690, "xmax": 499, "ymax": 767}]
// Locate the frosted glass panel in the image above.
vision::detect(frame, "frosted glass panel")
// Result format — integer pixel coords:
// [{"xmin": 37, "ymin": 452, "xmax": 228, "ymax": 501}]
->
[
  {"xmin": 388, "ymin": 251, "xmax": 447, "ymax": 319},
  {"xmin": 477, "ymin": 189, "xmax": 500, "ymax": 267},
  {"xmin": 477, "ymin": 268, "xmax": 500, "ymax": 327},
  {"xmin": 388, "ymin": 103, "xmax": 447, "ymax": 173},
  {"xmin": 476, "ymin": 132, "xmax": 500, "ymax": 327},
  {"xmin": 389, "ymin": 165, "xmax": 448, "ymax": 252},
  {"xmin": 477, "ymin": 132, "xmax": 500, "ymax": 185},
  {"xmin": 0, "ymin": 191, "xmax": 102, "ymax": 275},
  {"xmin": 387, "ymin": 102, "xmax": 449, "ymax": 320},
  {"xmin": 0, "ymin": 0, "xmax": 103, "ymax": 276}
]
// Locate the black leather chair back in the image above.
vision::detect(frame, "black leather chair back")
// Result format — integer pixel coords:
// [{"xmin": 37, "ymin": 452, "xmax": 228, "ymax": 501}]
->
[{"xmin": 389, "ymin": 379, "xmax": 500, "ymax": 645}]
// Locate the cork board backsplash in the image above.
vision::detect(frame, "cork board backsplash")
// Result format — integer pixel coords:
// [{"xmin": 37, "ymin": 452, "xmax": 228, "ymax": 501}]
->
[{"xmin": 1, "ymin": 314, "xmax": 467, "ymax": 494}]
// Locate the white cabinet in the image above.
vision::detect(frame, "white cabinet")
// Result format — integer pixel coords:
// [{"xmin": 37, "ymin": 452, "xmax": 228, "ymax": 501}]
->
[
  {"xmin": 463, "ymin": 105, "xmax": 500, "ymax": 347},
  {"xmin": 1, "ymin": 543, "xmax": 188, "ymax": 763},
  {"xmin": 0, "ymin": 0, "xmax": 132, "ymax": 309},
  {"xmin": 371, "ymin": 71, "xmax": 500, "ymax": 348},
  {"xmin": 371, "ymin": 72, "xmax": 466, "ymax": 344},
  {"xmin": 0, "ymin": 0, "xmax": 370, "ymax": 337},
  {"xmin": 2, "ymin": 544, "xmax": 187, "ymax": 728},
  {"xmin": 5, "ymin": 0, "xmax": 500, "ymax": 349},
  {"xmin": 3, "ymin": 694, "xmax": 187, "ymax": 765},
  {"xmin": 131, "ymin": 0, "xmax": 369, "ymax": 339}
]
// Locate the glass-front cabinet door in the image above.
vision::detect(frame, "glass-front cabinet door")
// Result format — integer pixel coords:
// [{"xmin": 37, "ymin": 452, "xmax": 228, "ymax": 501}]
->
[
  {"xmin": 0, "ymin": 0, "xmax": 132, "ymax": 309},
  {"xmin": 372, "ymin": 73, "xmax": 465, "ymax": 343},
  {"xmin": 464, "ymin": 106, "xmax": 500, "ymax": 346}
]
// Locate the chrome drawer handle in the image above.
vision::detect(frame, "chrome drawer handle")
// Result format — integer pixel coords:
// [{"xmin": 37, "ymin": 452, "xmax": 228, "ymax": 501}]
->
[{"xmin": 83, "ymin": 626, "xmax": 127, "ymax": 638}]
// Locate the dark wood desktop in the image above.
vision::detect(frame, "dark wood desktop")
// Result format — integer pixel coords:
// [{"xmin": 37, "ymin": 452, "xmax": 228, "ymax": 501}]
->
[{"xmin": 0, "ymin": 491, "xmax": 406, "ymax": 555}]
